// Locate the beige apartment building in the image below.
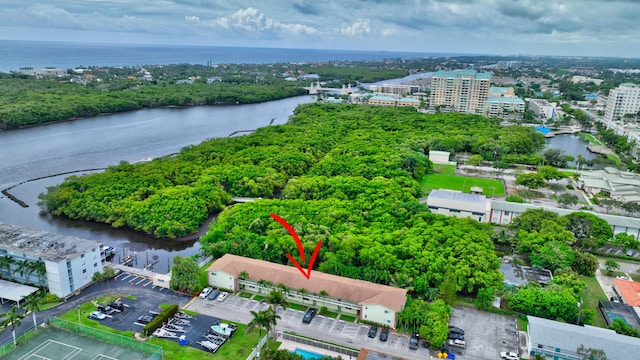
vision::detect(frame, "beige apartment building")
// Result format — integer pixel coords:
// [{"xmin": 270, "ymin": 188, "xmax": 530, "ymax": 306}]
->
[{"xmin": 430, "ymin": 70, "xmax": 491, "ymax": 114}]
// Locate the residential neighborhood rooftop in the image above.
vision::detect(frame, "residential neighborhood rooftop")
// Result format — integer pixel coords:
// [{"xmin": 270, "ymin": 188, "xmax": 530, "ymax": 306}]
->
[
  {"xmin": 208, "ymin": 254, "xmax": 407, "ymax": 312},
  {"xmin": 0, "ymin": 223, "xmax": 101, "ymax": 262}
]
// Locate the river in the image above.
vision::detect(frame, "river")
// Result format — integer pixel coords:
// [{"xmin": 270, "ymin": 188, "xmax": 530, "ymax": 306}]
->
[{"xmin": 0, "ymin": 96, "xmax": 316, "ymax": 272}]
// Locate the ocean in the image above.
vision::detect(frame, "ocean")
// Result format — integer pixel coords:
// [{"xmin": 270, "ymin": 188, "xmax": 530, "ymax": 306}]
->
[{"xmin": 0, "ymin": 40, "xmax": 456, "ymax": 73}]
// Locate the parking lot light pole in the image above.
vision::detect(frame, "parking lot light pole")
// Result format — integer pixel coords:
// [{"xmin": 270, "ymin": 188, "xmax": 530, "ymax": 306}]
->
[{"xmin": 77, "ymin": 306, "xmax": 81, "ymax": 324}]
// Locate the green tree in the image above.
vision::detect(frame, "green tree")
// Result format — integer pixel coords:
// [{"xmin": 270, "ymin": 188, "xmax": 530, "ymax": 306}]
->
[
  {"xmin": 539, "ymin": 165, "xmax": 563, "ymax": 184},
  {"xmin": 92, "ymin": 271, "xmax": 104, "ymax": 284},
  {"xmin": 515, "ymin": 173, "xmax": 545, "ymax": 190},
  {"xmin": 529, "ymin": 241, "xmax": 575, "ymax": 272},
  {"xmin": 605, "ymin": 259, "xmax": 620, "ymax": 274},
  {"xmin": 563, "ymin": 212, "xmax": 613, "ymax": 248},
  {"xmin": 103, "ymin": 267, "xmax": 116, "ymax": 294},
  {"xmin": 557, "ymin": 193, "xmax": 579, "ymax": 208},
  {"xmin": 21, "ymin": 290, "xmax": 45, "ymax": 331},
  {"xmin": 571, "ymin": 251, "xmax": 599, "ymax": 276},
  {"xmin": 466, "ymin": 154, "xmax": 484, "ymax": 170},
  {"xmin": 1, "ymin": 305, "xmax": 25, "ymax": 346},
  {"xmin": 577, "ymin": 344, "xmax": 608, "ymax": 360},
  {"xmin": 170, "ymin": 256, "xmax": 199, "ymax": 293},
  {"xmin": 475, "ymin": 287, "xmax": 495, "ymax": 310},
  {"xmin": 608, "ymin": 318, "xmax": 639, "ymax": 337},
  {"xmin": 438, "ymin": 268, "xmax": 457, "ymax": 306}
]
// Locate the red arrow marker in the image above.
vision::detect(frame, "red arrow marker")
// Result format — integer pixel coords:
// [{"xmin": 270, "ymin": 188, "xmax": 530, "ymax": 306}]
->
[{"xmin": 270, "ymin": 213, "xmax": 322, "ymax": 280}]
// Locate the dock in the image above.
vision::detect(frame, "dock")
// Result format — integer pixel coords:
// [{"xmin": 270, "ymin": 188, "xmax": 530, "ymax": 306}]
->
[{"xmin": 104, "ymin": 262, "xmax": 162, "ymax": 280}]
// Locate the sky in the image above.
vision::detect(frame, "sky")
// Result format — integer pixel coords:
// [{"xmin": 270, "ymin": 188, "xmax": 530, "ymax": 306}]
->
[{"xmin": 1, "ymin": 0, "xmax": 639, "ymax": 57}]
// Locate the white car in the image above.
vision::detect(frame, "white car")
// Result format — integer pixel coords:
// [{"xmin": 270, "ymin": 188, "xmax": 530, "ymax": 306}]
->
[
  {"xmin": 616, "ymin": 275, "xmax": 630, "ymax": 281},
  {"xmin": 217, "ymin": 291, "xmax": 229, "ymax": 302},
  {"xmin": 501, "ymin": 351, "xmax": 519, "ymax": 360},
  {"xmin": 89, "ymin": 311, "xmax": 107, "ymax": 320},
  {"xmin": 199, "ymin": 287, "xmax": 213, "ymax": 299}
]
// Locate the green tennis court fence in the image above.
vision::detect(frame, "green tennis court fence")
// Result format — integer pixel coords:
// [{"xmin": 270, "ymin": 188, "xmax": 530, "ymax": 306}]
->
[
  {"xmin": 0, "ymin": 324, "xmax": 39, "ymax": 358},
  {"xmin": 46, "ymin": 317, "xmax": 163, "ymax": 360}
]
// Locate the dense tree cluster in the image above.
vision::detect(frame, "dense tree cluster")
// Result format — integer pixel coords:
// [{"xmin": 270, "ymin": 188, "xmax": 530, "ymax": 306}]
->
[
  {"xmin": 40, "ymin": 104, "xmax": 546, "ymax": 297},
  {"xmin": 510, "ymin": 209, "xmax": 610, "ymax": 275}
]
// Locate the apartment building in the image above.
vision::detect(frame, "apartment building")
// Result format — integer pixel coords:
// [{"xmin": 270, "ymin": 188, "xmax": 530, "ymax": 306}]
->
[
  {"xmin": 528, "ymin": 98, "xmax": 558, "ymax": 122},
  {"xmin": 484, "ymin": 87, "xmax": 526, "ymax": 120},
  {"xmin": 369, "ymin": 84, "xmax": 420, "ymax": 96},
  {"xmin": 430, "ymin": 70, "xmax": 491, "ymax": 114},
  {"xmin": 0, "ymin": 223, "xmax": 104, "ymax": 298},
  {"xmin": 604, "ymin": 83, "xmax": 640, "ymax": 125}
]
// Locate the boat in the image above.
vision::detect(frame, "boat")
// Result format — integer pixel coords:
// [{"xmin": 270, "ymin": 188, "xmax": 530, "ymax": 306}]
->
[
  {"xmin": 210, "ymin": 323, "xmax": 237, "ymax": 337},
  {"xmin": 100, "ymin": 245, "xmax": 115, "ymax": 260}
]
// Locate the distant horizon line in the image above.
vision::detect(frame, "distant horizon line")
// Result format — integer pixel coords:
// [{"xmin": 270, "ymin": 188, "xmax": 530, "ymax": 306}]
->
[{"xmin": 1, "ymin": 38, "xmax": 638, "ymax": 62}]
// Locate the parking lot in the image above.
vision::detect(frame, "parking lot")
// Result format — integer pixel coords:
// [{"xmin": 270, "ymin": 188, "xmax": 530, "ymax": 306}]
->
[
  {"xmin": 114, "ymin": 271, "xmax": 160, "ymax": 290},
  {"xmin": 188, "ymin": 294, "xmax": 432, "ymax": 359},
  {"xmin": 448, "ymin": 306, "xmax": 519, "ymax": 359}
]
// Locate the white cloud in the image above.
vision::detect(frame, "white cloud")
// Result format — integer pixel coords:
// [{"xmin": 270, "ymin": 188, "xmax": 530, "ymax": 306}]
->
[
  {"xmin": 340, "ymin": 20, "xmax": 371, "ymax": 37},
  {"xmin": 194, "ymin": 7, "xmax": 318, "ymax": 38}
]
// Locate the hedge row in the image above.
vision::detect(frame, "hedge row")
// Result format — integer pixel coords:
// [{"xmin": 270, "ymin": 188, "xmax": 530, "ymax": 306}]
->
[{"xmin": 143, "ymin": 304, "xmax": 179, "ymax": 336}]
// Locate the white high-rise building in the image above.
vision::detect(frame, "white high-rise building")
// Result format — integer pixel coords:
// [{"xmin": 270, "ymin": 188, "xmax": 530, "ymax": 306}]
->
[
  {"xmin": 604, "ymin": 83, "xmax": 640, "ymax": 125},
  {"xmin": 430, "ymin": 70, "xmax": 491, "ymax": 114}
]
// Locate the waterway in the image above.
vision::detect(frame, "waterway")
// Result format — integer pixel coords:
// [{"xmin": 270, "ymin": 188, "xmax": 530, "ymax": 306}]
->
[
  {"xmin": 544, "ymin": 134, "xmax": 598, "ymax": 166},
  {"xmin": 0, "ymin": 96, "xmax": 316, "ymax": 272}
]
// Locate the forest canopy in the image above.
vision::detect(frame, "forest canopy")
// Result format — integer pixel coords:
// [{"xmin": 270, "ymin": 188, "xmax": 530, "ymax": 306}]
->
[{"xmin": 39, "ymin": 103, "xmax": 548, "ymax": 293}]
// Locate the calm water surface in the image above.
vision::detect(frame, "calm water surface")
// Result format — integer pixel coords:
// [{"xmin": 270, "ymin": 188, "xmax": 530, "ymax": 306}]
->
[{"xmin": 0, "ymin": 96, "xmax": 315, "ymax": 271}]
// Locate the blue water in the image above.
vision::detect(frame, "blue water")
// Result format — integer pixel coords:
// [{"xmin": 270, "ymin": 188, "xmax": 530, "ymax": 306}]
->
[
  {"xmin": 292, "ymin": 348, "xmax": 329, "ymax": 360},
  {"xmin": 0, "ymin": 40, "xmax": 459, "ymax": 73}
]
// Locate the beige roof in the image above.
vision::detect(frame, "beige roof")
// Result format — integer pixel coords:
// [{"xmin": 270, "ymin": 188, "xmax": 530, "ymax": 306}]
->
[{"xmin": 208, "ymin": 254, "xmax": 407, "ymax": 312}]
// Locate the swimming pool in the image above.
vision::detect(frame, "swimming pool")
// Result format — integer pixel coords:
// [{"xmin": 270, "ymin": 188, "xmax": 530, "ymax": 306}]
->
[{"xmin": 292, "ymin": 348, "xmax": 329, "ymax": 359}]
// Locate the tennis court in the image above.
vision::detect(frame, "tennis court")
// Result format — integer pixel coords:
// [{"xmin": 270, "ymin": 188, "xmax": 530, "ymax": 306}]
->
[{"xmin": 2, "ymin": 327, "xmax": 150, "ymax": 360}]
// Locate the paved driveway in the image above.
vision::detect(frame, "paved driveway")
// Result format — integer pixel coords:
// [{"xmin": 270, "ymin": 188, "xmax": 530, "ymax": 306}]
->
[{"xmin": 186, "ymin": 295, "xmax": 432, "ymax": 359}]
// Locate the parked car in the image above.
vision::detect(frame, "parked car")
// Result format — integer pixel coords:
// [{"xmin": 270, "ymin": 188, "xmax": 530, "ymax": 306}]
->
[
  {"xmin": 616, "ymin": 275, "xmax": 630, "ymax": 280},
  {"xmin": 208, "ymin": 289, "xmax": 221, "ymax": 301},
  {"xmin": 448, "ymin": 325, "xmax": 465, "ymax": 335},
  {"xmin": 137, "ymin": 315, "xmax": 154, "ymax": 324},
  {"xmin": 500, "ymin": 351, "xmax": 520, "ymax": 360},
  {"xmin": 448, "ymin": 332, "xmax": 464, "ymax": 341},
  {"xmin": 447, "ymin": 339, "xmax": 466, "ymax": 348},
  {"xmin": 379, "ymin": 327, "xmax": 389, "ymax": 341},
  {"xmin": 97, "ymin": 305, "xmax": 116, "ymax": 315},
  {"xmin": 367, "ymin": 325, "xmax": 378, "ymax": 338},
  {"xmin": 109, "ymin": 301, "xmax": 125, "ymax": 311},
  {"xmin": 200, "ymin": 287, "xmax": 213, "ymax": 299},
  {"xmin": 409, "ymin": 332, "xmax": 419, "ymax": 350},
  {"xmin": 302, "ymin": 308, "xmax": 316, "ymax": 324},
  {"xmin": 422, "ymin": 339, "xmax": 430, "ymax": 348},
  {"xmin": 217, "ymin": 292, "xmax": 229, "ymax": 302},
  {"xmin": 89, "ymin": 311, "xmax": 107, "ymax": 320}
]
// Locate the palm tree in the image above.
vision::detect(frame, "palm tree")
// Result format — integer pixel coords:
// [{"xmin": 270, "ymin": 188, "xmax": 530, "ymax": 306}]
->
[
  {"xmin": 25, "ymin": 261, "xmax": 39, "ymax": 285},
  {"xmin": 389, "ymin": 273, "xmax": 415, "ymax": 292},
  {"xmin": 238, "ymin": 270, "xmax": 249, "ymax": 280},
  {"xmin": 266, "ymin": 290, "xmax": 288, "ymax": 311},
  {"xmin": 298, "ymin": 288, "xmax": 308, "ymax": 306},
  {"xmin": 34, "ymin": 261, "xmax": 46, "ymax": 287},
  {"xmin": 276, "ymin": 283, "xmax": 290, "ymax": 297},
  {"xmin": 263, "ymin": 309, "xmax": 281, "ymax": 351},
  {"xmin": 15, "ymin": 260, "xmax": 29, "ymax": 282},
  {"xmin": 1, "ymin": 305, "xmax": 25, "ymax": 346},
  {"xmin": 248, "ymin": 309, "xmax": 271, "ymax": 357},
  {"xmin": 0, "ymin": 256, "xmax": 15, "ymax": 280},
  {"xmin": 257, "ymin": 279, "xmax": 272, "ymax": 294},
  {"xmin": 21, "ymin": 290, "xmax": 44, "ymax": 331},
  {"xmin": 92, "ymin": 271, "xmax": 104, "ymax": 285},
  {"xmin": 0, "ymin": 256, "xmax": 10, "ymax": 280},
  {"xmin": 103, "ymin": 267, "xmax": 116, "ymax": 294},
  {"xmin": 318, "ymin": 290, "xmax": 329, "ymax": 308}
]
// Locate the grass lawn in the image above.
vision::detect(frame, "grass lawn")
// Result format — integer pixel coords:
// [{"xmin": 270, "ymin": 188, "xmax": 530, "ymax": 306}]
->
[
  {"xmin": 517, "ymin": 317, "xmax": 528, "ymax": 332},
  {"xmin": 288, "ymin": 303, "xmax": 307, "ymax": 311},
  {"xmin": 239, "ymin": 292, "xmax": 253, "ymax": 299},
  {"xmin": 320, "ymin": 308, "xmax": 338, "ymax": 318},
  {"xmin": 339, "ymin": 314, "xmax": 356, "ymax": 322},
  {"xmin": 254, "ymin": 295, "xmax": 265, "ymax": 301},
  {"xmin": 580, "ymin": 276, "xmax": 608, "ymax": 328},
  {"xmin": 57, "ymin": 300, "xmax": 260, "ymax": 360},
  {"xmin": 420, "ymin": 172, "xmax": 505, "ymax": 197},
  {"xmin": 578, "ymin": 132, "xmax": 603, "ymax": 145}
]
